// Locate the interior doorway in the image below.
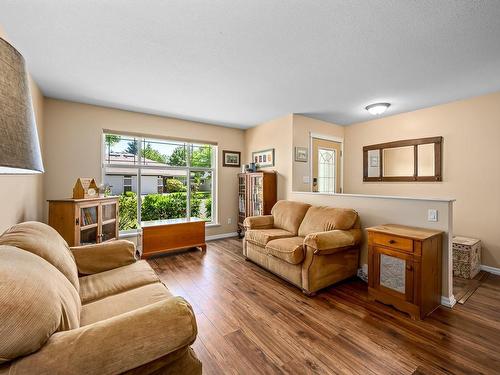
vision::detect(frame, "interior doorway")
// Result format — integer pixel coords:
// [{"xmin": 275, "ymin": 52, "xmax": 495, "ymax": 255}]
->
[{"xmin": 310, "ymin": 135, "xmax": 343, "ymax": 193}]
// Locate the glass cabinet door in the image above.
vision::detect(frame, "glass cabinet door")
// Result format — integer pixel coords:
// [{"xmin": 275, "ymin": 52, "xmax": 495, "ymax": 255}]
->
[
  {"xmin": 373, "ymin": 246, "xmax": 414, "ymax": 302},
  {"xmin": 380, "ymin": 254, "xmax": 406, "ymax": 294},
  {"xmin": 238, "ymin": 175, "xmax": 247, "ymax": 224},
  {"xmin": 79, "ymin": 205, "xmax": 98, "ymax": 245},
  {"xmin": 100, "ymin": 202, "xmax": 117, "ymax": 242},
  {"xmin": 250, "ymin": 175, "xmax": 263, "ymax": 216},
  {"xmin": 80, "ymin": 205, "xmax": 98, "ymax": 227},
  {"xmin": 102, "ymin": 202, "xmax": 117, "ymax": 222},
  {"xmin": 101, "ymin": 221, "xmax": 117, "ymax": 242}
]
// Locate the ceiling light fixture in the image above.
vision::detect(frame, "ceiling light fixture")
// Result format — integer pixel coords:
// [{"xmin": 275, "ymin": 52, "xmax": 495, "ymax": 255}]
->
[{"xmin": 365, "ymin": 102, "xmax": 391, "ymax": 116}]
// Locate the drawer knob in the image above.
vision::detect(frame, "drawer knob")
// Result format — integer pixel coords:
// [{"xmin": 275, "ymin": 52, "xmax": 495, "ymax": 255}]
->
[{"xmin": 388, "ymin": 239, "xmax": 396, "ymax": 244}]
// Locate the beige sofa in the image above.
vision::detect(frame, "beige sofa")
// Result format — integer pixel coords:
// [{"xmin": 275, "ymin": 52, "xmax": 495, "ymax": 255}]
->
[
  {"xmin": 0, "ymin": 222, "xmax": 201, "ymax": 375},
  {"xmin": 243, "ymin": 200, "xmax": 361, "ymax": 295}
]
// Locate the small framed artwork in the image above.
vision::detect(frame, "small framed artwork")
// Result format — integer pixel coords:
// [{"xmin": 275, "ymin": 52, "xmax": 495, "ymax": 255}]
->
[
  {"xmin": 369, "ymin": 155, "xmax": 379, "ymax": 167},
  {"xmin": 295, "ymin": 147, "xmax": 308, "ymax": 162},
  {"xmin": 222, "ymin": 150, "xmax": 241, "ymax": 167},
  {"xmin": 252, "ymin": 148, "xmax": 275, "ymax": 168}
]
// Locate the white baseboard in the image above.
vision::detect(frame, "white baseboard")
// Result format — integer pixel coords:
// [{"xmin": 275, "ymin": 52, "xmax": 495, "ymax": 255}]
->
[
  {"xmin": 441, "ymin": 295, "xmax": 457, "ymax": 308},
  {"xmin": 206, "ymin": 232, "xmax": 238, "ymax": 241},
  {"xmin": 480, "ymin": 264, "xmax": 500, "ymax": 275}
]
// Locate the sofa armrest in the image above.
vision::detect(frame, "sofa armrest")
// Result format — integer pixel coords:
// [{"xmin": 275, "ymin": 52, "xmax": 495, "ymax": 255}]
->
[
  {"xmin": 304, "ymin": 229, "xmax": 361, "ymax": 255},
  {"xmin": 70, "ymin": 240, "xmax": 137, "ymax": 275},
  {"xmin": 243, "ymin": 215, "xmax": 274, "ymax": 230},
  {"xmin": 8, "ymin": 297, "xmax": 197, "ymax": 375}
]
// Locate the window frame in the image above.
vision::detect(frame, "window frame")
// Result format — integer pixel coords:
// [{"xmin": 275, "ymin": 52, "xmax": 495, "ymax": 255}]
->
[{"xmin": 101, "ymin": 132, "xmax": 217, "ymax": 234}]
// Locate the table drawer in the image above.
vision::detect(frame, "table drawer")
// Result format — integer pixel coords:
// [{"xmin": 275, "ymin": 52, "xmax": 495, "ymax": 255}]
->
[{"xmin": 372, "ymin": 233, "xmax": 413, "ymax": 252}]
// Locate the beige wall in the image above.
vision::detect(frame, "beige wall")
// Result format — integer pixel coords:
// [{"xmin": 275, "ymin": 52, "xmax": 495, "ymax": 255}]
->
[
  {"xmin": 43, "ymin": 99, "xmax": 245, "ymax": 236},
  {"xmin": 344, "ymin": 92, "xmax": 500, "ymax": 268},
  {"xmin": 244, "ymin": 114, "xmax": 293, "ymax": 200},
  {"xmin": 249, "ymin": 113, "xmax": 456, "ymax": 300},
  {"xmin": 0, "ymin": 27, "xmax": 45, "ymax": 232},
  {"xmin": 292, "ymin": 114, "xmax": 344, "ymax": 191}
]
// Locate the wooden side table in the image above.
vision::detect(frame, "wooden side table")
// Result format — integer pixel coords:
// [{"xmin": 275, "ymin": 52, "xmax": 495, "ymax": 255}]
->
[
  {"xmin": 367, "ymin": 224, "xmax": 443, "ymax": 320},
  {"xmin": 141, "ymin": 217, "xmax": 206, "ymax": 258}
]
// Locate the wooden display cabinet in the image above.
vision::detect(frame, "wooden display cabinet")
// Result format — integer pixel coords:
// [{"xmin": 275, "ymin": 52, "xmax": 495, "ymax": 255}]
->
[
  {"xmin": 237, "ymin": 171, "xmax": 277, "ymax": 237},
  {"xmin": 367, "ymin": 224, "xmax": 443, "ymax": 320},
  {"xmin": 48, "ymin": 196, "xmax": 119, "ymax": 246}
]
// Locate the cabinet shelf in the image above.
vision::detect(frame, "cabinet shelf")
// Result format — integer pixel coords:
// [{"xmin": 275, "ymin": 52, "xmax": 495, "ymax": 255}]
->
[{"xmin": 80, "ymin": 223, "xmax": 98, "ymax": 230}]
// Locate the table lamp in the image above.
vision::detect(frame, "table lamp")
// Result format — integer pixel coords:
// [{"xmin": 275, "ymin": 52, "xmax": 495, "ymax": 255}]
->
[{"xmin": 0, "ymin": 37, "xmax": 44, "ymax": 174}]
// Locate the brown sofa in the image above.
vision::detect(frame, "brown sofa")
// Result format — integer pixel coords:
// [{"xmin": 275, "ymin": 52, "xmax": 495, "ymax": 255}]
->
[
  {"xmin": 0, "ymin": 222, "xmax": 201, "ymax": 375},
  {"xmin": 243, "ymin": 200, "xmax": 361, "ymax": 295}
]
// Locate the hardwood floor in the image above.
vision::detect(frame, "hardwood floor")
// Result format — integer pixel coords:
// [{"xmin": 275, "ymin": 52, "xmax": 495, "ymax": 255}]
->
[{"xmin": 148, "ymin": 238, "xmax": 500, "ymax": 375}]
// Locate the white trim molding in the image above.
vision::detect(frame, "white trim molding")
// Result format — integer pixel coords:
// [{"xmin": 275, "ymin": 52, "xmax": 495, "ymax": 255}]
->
[
  {"xmin": 206, "ymin": 232, "xmax": 239, "ymax": 241},
  {"xmin": 480, "ymin": 264, "xmax": 500, "ymax": 275},
  {"xmin": 441, "ymin": 295, "xmax": 457, "ymax": 308}
]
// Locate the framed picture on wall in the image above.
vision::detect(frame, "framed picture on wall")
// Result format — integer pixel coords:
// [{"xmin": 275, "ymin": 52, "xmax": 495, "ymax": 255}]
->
[
  {"xmin": 222, "ymin": 150, "xmax": 241, "ymax": 167},
  {"xmin": 295, "ymin": 147, "xmax": 308, "ymax": 162},
  {"xmin": 369, "ymin": 155, "xmax": 379, "ymax": 167},
  {"xmin": 252, "ymin": 148, "xmax": 275, "ymax": 168}
]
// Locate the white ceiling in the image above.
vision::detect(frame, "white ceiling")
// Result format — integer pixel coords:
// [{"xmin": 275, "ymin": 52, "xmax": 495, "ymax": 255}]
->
[{"xmin": 1, "ymin": 1, "xmax": 500, "ymax": 128}]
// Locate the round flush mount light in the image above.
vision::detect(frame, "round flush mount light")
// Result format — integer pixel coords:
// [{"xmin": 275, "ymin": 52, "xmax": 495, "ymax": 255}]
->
[{"xmin": 365, "ymin": 102, "xmax": 391, "ymax": 115}]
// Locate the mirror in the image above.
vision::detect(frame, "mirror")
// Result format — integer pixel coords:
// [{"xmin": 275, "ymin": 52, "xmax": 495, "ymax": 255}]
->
[
  {"xmin": 417, "ymin": 143, "xmax": 435, "ymax": 176},
  {"xmin": 363, "ymin": 137, "xmax": 442, "ymax": 182},
  {"xmin": 383, "ymin": 146, "xmax": 414, "ymax": 177}
]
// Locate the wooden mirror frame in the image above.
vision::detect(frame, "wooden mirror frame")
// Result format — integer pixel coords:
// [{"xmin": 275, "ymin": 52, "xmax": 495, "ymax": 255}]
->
[{"xmin": 363, "ymin": 136, "xmax": 442, "ymax": 182}]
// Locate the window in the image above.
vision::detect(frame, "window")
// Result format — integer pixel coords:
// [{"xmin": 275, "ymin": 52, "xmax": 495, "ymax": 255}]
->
[
  {"xmin": 102, "ymin": 132, "xmax": 216, "ymax": 232},
  {"xmin": 123, "ymin": 176, "xmax": 132, "ymax": 193},
  {"xmin": 157, "ymin": 176, "xmax": 163, "ymax": 194}
]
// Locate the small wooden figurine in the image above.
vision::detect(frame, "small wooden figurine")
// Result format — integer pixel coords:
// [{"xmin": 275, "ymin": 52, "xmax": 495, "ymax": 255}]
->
[{"xmin": 73, "ymin": 178, "xmax": 99, "ymax": 199}]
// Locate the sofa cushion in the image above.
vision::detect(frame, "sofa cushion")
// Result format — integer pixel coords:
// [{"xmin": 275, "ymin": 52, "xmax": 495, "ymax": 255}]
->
[
  {"xmin": 266, "ymin": 237, "xmax": 305, "ymax": 265},
  {"xmin": 245, "ymin": 228, "xmax": 294, "ymax": 247},
  {"xmin": 81, "ymin": 282, "xmax": 172, "ymax": 326},
  {"xmin": 79, "ymin": 260, "xmax": 160, "ymax": 304},
  {"xmin": 271, "ymin": 200, "xmax": 311, "ymax": 235},
  {"xmin": 0, "ymin": 221, "xmax": 79, "ymax": 292},
  {"xmin": 0, "ymin": 246, "xmax": 81, "ymax": 364},
  {"xmin": 298, "ymin": 206, "xmax": 358, "ymax": 237}
]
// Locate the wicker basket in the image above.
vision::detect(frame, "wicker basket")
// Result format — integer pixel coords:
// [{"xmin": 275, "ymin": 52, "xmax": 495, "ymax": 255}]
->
[{"xmin": 452, "ymin": 236, "xmax": 481, "ymax": 279}]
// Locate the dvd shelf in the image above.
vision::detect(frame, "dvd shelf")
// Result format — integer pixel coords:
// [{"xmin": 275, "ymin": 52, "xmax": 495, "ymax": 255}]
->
[{"xmin": 237, "ymin": 171, "xmax": 277, "ymax": 238}]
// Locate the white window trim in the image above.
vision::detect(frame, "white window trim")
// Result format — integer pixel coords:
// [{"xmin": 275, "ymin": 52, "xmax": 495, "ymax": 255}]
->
[{"xmin": 101, "ymin": 132, "xmax": 218, "ymax": 234}]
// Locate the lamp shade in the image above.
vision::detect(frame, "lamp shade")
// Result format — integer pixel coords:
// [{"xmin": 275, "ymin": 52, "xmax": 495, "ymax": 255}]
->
[{"xmin": 0, "ymin": 38, "xmax": 44, "ymax": 174}]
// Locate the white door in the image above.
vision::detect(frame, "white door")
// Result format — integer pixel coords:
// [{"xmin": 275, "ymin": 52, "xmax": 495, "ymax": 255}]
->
[{"xmin": 317, "ymin": 148, "xmax": 336, "ymax": 193}]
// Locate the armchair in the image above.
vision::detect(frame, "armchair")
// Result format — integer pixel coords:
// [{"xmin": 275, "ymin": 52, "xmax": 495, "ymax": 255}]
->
[{"xmin": 0, "ymin": 221, "xmax": 201, "ymax": 374}]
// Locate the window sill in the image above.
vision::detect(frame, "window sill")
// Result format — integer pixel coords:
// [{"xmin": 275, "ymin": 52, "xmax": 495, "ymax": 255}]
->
[
  {"xmin": 206, "ymin": 223, "xmax": 221, "ymax": 228},
  {"xmin": 119, "ymin": 230, "xmax": 140, "ymax": 239}
]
